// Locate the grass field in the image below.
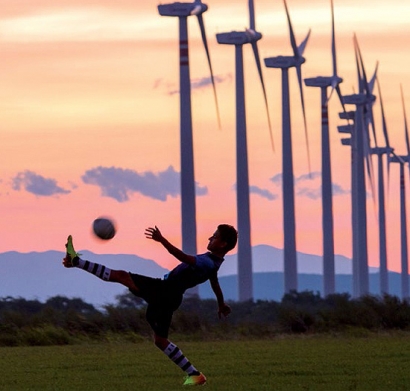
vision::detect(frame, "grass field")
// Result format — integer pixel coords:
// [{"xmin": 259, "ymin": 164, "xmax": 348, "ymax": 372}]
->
[{"xmin": 1, "ymin": 333, "xmax": 410, "ymax": 390}]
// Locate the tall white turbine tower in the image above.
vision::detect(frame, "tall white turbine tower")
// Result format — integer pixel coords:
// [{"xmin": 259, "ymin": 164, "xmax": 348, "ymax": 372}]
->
[
  {"xmin": 389, "ymin": 86, "xmax": 410, "ymax": 299},
  {"xmin": 216, "ymin": 0, "xmax": 273, "ymax": 302},
  {"xmin": 264, "ymin": 0, "xmax": 311, "ymax": 294},
  {"xmin": 158, "ymin": 1, "xmax": 220, "ymax": 276},
  {"xmin": 370, "ymin": 80, "xmax": 394, "ymax": 295},
  {"xmin": 304, "ymin": 0, "xmax": 344, "ymax": 297}
]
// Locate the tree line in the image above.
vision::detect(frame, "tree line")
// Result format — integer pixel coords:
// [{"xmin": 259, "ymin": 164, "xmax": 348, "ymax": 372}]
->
[{"xmin": 1, "ymin": 291, "xmax": 410, "ymax": 346}]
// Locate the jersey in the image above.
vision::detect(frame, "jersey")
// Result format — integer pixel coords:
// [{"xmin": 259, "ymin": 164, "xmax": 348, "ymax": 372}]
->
[{"xmin": 163, "ymin": 252, "xmax": 224, "ymax": 293}]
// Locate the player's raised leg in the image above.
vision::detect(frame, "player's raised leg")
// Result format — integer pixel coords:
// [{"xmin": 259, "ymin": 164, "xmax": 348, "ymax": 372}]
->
[{"xmin": 63, "ymin": 235, "xmax": 139, "ymax": 292}]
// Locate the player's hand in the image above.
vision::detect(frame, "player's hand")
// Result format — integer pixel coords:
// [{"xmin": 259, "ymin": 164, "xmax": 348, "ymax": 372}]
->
[
  {"xmin": 218, "ymin": 303, "xmax": 231, "ymax": 319},
  {"xmin": 145, "ymin": 226, "xmax": 163, "ymax": 242}
]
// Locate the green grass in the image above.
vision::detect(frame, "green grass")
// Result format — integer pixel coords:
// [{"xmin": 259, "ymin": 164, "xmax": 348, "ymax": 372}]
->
[{"xmin": 1, "ymin": 334, "xmax": 410, "ymax": 390}]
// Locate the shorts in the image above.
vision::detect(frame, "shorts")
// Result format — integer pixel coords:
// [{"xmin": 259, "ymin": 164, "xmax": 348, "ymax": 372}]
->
[{"xmin": 128, "ymin": 273, "xmax": 183, "ymax": 338}]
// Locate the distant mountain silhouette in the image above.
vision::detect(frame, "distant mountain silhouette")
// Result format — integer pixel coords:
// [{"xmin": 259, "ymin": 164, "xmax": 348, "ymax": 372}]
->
[
  {"xmin": 1, "ymin": 250, "xmax": 168, "ymax": 308},
  {"xmin": 220, "ymin": 244, "xmax": 361, "ymax": 276},
  {"xmin": 0, "ymin": 246, "xmax": 390, "ymax": 307},
  {"xmin": 199, "ymin": 272, "xmax": 403, "ymax": 301}
]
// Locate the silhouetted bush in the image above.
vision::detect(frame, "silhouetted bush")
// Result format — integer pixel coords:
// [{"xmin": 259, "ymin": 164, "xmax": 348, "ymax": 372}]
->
[{"xmin": 2, "ymin": 291, "xmax": 410, "ymax": 346}]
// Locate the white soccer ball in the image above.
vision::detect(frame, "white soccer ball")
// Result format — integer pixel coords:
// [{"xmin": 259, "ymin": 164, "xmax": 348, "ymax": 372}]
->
[{"xmin": 92, "ymin": 217, "xmax": 116, "ymax": 240}]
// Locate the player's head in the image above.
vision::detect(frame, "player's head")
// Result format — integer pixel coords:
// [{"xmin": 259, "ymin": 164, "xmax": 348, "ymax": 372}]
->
[{"xmin": 217, "ymin": 224, "xmax": 238, "ymax": 253}]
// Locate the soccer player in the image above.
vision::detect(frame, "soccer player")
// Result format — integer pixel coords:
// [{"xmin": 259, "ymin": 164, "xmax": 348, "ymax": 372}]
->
[{"xmin": 62, "ymin": 224, "xmax": 237, "ymax": 386}]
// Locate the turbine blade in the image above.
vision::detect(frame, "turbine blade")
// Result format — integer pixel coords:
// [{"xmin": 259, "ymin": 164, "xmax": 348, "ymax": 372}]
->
[
  {"xmin": 355, "ymin": 36, "xmax": 369, "ymax": 93},
  {"xmin": 377, "ymin": 79, "xmax": 391, "ymax": 149},
  {"xmin": 298, "ymin": 29, "xmax": 311, "ymax": 56},
  {"xmin": 376, "ymin": 79, "xmax": 391, "ymax": 190},
  {"xmin": 355, "ymin": 36, "xmax": 378, "ymax": 147},
  {"xmin": 400, "ymin": 85, "xmax": 410, "ymax": 181},
  {"xmin": 367, "ymin": 102, "xmax": 378, "ymax": 148},
  {"xmin": 326, "ymin": 3, "xmax": 345, "ymax": 114},
  {"xmin": 401, "ymin": 85, "xmax": 410, "ymax": 157},
  {"xmin": 251, "ymin": 41, "xmax": 274, "ymax": 151},
  {"xmin": 296, "ymin": 64, "xmax": 311, "ymax": 174},
  {"xmin": 196, "ymin": 14, "xmax": 221, "ymax": 129},
  {"xmin": 326, "ymin": 76, "xmax": 338, "ymax": 105},
  {"xmin": 324, "ymin": 1, "xmax": 338, "ymax": 106},
  {"xmin": 377, "ymin": 78, "xmax": 391, "ymax": 182},
  {"xmin": 249, "ymin": 0, "xmax": 255, "ymax": 31},
  {"xmin": 333, "ymin": 84, "xmax": 349, "ymax": 124},
  {"xmin": 369, "ymin": 62, "xmax": 379, "ymax": 94},
  {"xmin": 364, "ymin": 127, "xmax": 376, "ymax": 203},
  {"xmin": 331, "ymin": 0, "xmax": 337, "ymax": 77},
  {"xmin": 353, "ymin": 35, "xmax": 364, "ymax": 93},
  {"xmin": 283, "ymin": 0, "xmax": 298, "ymax": 56}
]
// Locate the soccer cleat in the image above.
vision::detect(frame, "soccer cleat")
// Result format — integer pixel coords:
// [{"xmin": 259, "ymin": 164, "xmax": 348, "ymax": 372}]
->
[
  {"xmin": 63, "ymin": 235, "xmax": 80, "ymax": 267},
  {"xmin": 183, "ymin": 372, "xmax": 207, "ymax": 386}
]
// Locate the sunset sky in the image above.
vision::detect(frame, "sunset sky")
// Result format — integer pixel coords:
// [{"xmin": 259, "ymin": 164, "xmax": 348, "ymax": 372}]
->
[{"xmin": 1, "ymin": 0, "xmax": 410, "ymax": 274}]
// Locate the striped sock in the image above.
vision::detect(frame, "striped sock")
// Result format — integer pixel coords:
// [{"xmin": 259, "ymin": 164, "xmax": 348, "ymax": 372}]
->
[
  {"xmin": 73, "ymin": 257, "xmax": 112, "ymax": 281},
  {"xmin": 163, "ymin": 342, "xmax": 200, "ymax": 376}
]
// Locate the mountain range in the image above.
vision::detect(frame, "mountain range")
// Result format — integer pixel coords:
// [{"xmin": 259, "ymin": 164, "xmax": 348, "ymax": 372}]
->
[{"xmin": 1, "ymin": 245, "xmax": 394, "ymax": 308}]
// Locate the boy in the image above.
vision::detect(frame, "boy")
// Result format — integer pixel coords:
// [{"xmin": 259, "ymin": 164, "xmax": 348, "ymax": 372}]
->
[{"xmin": 63, "ymin": 224, "xmax": 237, "ymax": 386}]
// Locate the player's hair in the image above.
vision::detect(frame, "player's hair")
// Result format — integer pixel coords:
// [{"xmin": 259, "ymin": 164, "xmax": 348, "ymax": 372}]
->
[{"xmin": 218, "ymin": 224, "xmax": 238, "ymax": 253}]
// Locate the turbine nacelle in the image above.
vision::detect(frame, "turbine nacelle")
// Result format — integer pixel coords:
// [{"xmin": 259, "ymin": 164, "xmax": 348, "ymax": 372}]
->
[
  {"xmin": 339, "ymin": 110, "xmax": 355, "ymax": 121},
  {"xmin": 343, "ymin": 93, "xmax": 368, "ymax": 106},
  {"xmin": 337, "ymin": 124, "xmax": 354, "ymax": 134},
  {"xmin": 304, "ymin": 76, "xmax": 342, "ymax": 88},
  {"xmin": 371, "ymin": 146, "xmax": 394, "ymax": 155},
  {"xmin": 158, "ymin": 2, "xmax": 207, "ymax": 17},
  {"xmin": 216, "ymin": 30, "xmax": 261, "ymax": 45},
  {"xmin": 390, "ymin": 155, "xmax": 409, "ymax": 164},
  {"xmin": 264, "ymin": 55, "xmax": 305, "ymax": 69}
]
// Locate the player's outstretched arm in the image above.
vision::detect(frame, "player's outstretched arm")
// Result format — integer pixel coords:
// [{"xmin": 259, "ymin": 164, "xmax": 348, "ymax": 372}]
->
[
  {"xmin": 209, "ymin": 276, "xmax": 231, "ymax": 319},
  {"xmin": 145, "ymin": 226, "xmax": 196, "ymax": 265}
]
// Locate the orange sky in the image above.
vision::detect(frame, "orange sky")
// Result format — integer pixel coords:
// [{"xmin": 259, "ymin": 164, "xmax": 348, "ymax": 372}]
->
[{"xmin": 1, "ymin": 0, "xmax": 410, "ymax": 273}]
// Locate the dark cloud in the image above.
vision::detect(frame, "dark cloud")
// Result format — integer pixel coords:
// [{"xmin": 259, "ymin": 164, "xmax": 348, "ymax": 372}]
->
[
  {"xmin": 154, "ymin": 74, "xmax": 230, "ymax": 96},
  {"xmin": 12, "ymin": 170, "xmax": 70, "ymax": 196},
  {"xmin": 191, "ymin": 74, "xmax": 229, "ymax": 90},
  {"xmin": 296, "ymin": 187, "xmax": 321, "ymax": 200},
  {"xmin": 249, "ymin": 185, "xmax": 278, "ymax": 201},
  {"xmin": 232, "ymin": 183, "xmax": 277, "ymax": 201},
  {"xmin": 81, "ymin": 165, "xmax": 207, "ymax": 203},
  {"xmin": 271, "ymin": 171, "xmax": 349, "ymax": 200},
  {"xmin": 295, "ymin": 171, "xmax": 321, "ymax": 200},
  {"xmin": 270, "ymin": 173, "xmax": 282, "ymax": 186},
  {"xmin": 295, "ymin": 171, "xmax": 321, "ymax": 182},
  {"xmin": 332, "ymin": 183, "xmax": 351, "ymax": 196}
]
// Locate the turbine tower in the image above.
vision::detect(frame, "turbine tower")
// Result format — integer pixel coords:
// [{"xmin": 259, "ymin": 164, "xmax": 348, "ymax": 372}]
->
[
  {"xmin": 158, "ymin": 1, "xmax": 220, "ymax": 281},
  {"xmin": 304, "ymin": 0, "xmax": 344, "ymax": 297},
  {"xmin": 264, "ymin": 0, "xmax": 311, "ymax": 294},
  {"xmin": 216, "ymin": 0, "xmax": 273, "ymax": 302},
  {"xmin": 338, "ymin": 38, "xmax": 376, "ymax": 297},
  {"xmin": 341, "ymin": 91, "xmax": 369, "ymax": 298},
  {"xmin": 389, "ymin": 86, "xmax": 410, "ymax": 299},
  {"xmin": 370, "ymin": 80, "xmax": 394, "ymax": 295}
]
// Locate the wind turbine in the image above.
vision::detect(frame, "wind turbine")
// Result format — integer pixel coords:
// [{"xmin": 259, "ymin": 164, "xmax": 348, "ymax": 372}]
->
[
  {"xmin": 339, "ymin": 37, "xmax": 376, "ymax": 297},
  {"xmin": 370, "ymin": 79, "xmax": 394, "ymax": 295},
  {"xmin": 390, "ymin": 86, "xmax": 410, "ymax": 299},
  {"xmin": 264, "ymin": 0, "xmax": 311, "ymax": 294},
  {"xmin": 304, "ymin": 0, "xmax": 344, "ymax": 297},
  {"xmin": 216, "ymin": 0, "xmax": 273, "ymax": 302},
  {"xmin": 158, "ymin": 1, "xmax": 220, "ymax": 286}
]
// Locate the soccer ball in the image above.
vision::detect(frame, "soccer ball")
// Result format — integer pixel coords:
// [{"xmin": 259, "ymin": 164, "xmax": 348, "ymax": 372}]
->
[{"xmin": 92, "ymin": 217, "xmax": 116, "ymax": 240}]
